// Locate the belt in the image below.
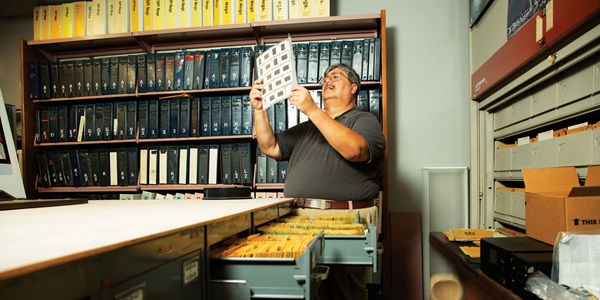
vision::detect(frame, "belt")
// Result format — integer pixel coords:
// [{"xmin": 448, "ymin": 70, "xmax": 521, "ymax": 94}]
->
[{"xmin": 293, "ymin": 198, "xmax": 374, "ymax": 210}]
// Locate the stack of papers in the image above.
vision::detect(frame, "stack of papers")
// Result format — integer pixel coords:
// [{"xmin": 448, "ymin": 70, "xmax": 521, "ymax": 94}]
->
[{"xmin": 445, "ymin": 228, "xmax": 495, "ymax": 241}]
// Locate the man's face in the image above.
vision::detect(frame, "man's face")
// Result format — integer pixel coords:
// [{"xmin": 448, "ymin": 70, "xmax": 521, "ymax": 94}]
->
[{"xmin": 321, "ymin": 68, "xmax": 356, "ymax": 105}]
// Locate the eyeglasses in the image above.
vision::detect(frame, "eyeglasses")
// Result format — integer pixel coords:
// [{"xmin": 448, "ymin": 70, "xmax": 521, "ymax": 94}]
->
[{"xmin": 318, "ymin": 72, "xmax": 348, "ymax": 85}]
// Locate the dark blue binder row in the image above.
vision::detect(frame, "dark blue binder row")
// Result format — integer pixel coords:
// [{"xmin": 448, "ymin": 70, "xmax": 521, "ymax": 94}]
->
[
  {"xmin": 35, "ymin": 102, "xmax": 137, "ymax": 144},
  {"xmin": 36, "ymin": 148, "xmax": 139, "ymax": 188},
  {"xmin": 292, "ymin": 37, "xmax": 382, "ymax": 84},
  {"xmin": 33, "ymin": 94, "xmax": 255, "ymax": 144},
  {"xmin": 140, "ymin": 96, "xmax": 253, "ymax": 139},
  {"xmin": 28, "ymin": 47, "xmax": 254, "ymax": 99},
  {"xmin": 27, "ymin": 37, "xmax": 382, "ymax": 100},
  {"xmin": 140, "ymin": 143, "xmax": 254, "ymax": 186}
]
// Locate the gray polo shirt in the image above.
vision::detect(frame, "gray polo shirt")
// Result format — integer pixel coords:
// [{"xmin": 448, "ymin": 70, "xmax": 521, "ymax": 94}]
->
[{"xmin": 276, "ymin": 107, "xmax": 386, "ymax": 201}]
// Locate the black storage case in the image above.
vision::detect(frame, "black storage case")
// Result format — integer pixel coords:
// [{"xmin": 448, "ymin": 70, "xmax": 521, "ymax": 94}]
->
[{"xmin": 480, "ymin": 237, "xmax": 553, "ymax": 289}]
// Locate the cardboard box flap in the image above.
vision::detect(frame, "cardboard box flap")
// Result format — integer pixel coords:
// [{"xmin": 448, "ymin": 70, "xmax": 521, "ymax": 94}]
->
[
  {"xmin": 585, "ymin": 165, "xmax": 600, "ymax": 186},
  {"xmin": 523, "ymin": 167, "xmax": 580, "ymax": 193},
  {"xmin": 568, "ymin": 186, "xmax": 600, "ymax": 197}
]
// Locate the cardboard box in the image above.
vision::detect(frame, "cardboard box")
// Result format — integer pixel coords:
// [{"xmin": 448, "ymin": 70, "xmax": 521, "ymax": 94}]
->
[{"xmin": 523, "ymin": 165, "xmax": 600, "ymax": 245}]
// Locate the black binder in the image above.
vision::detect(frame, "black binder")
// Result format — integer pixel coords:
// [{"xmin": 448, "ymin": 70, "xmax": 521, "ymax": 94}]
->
[
  {"xmin": 89, "ymin": 149, "xmax": 100, "ymax": 186},
  {"xmin": 138, "ymin": 100, "xmax": 148, "ymax": 139},
  {"xmin": 220, "ymin": 143, "xmax": 232, "ymax": 184},
  {"xmin": 190, "ymin": 98, "xmax": 200, "ymax": 137},
  {"xmin": 127, "ymin": 147, "xmax": 138, "ymax": 186},
  {"xmin": 167, "ymin": 145, "xmax": 179, "ymax": 184},
  {"xmin": 296, "ymin": 43, "xmax": 308, "ymax": 84},
  {"xmin": 174, "ymin": 51, "xmax": 185, "ymax": 90},
  {"xmin": 193, "ymin": 51, "xmax": 206, "ymax": 90},
  {"xmin": 136, "ymin": 54, "xmax": 147, "ymax": 93},
  {"xmin": 240, "ymin": 46, "xmax": 252, "ymax": 87},
  {"xmin": 69, "ymin": 149, "xmax": 83, "ymax": 187},
  {"xmin": 50, "ymin": 62, "xmax": 60, "ymax": 98},
  {"xmin": 330, "ymin": 41, "xmax": 341, "ymax": 65},
  {"xmin": 208, "ymin": 49, "xmax": 220, "ymax": 88},
  {"xmin": 29, "ymin": 62, "xmax": 40, "ymax": 99},
  {"xmin": 52, "ymin": 151, "xmax": 67, "ymax": 187},
  {"xmin": 78, "ymin": 149, "xmax": 91, "ymax": 187},
  {"xmin": 240, "ymin": 143, "xmax": 252, "ymax": 185},
  {"xmin": 98, "ymin": 149, "xmax": 110, "ymax": 186},
  {"xmin": 118, "ymin": 56, "xmax": 128, "ymax": 94},
  {"xmin": 83, "ymin": 59, "xmax": 93, "ymax": 96},
  {"xmin": 60, "ymin": 150, "xmax": 74, "ymax": 187},
  {"xmin": 231, "ymin": 143, "xmax": 241, "ymax": 184},
  {"xmin": 351, "ymin": 40, "xmax": 363, "ymax": 78},
  {"xmin": 48, "ymin": 106, "xmax": 58, "ymax": 142},
  {"xmin": 126, "ymin": 101, "xmax": 137, "ymax": 139},
  {"xmin": 92, "ymin": 58, "xmax": 102, "ymax": 96},
  {"xmin": 127, "ymin": 55, "xmax": 137, "ymax": 94},
  {"xmin": 146, "ymin": 53, "xmax": 156, "ymax": 92},
  {"xmin": 164, "ymin": 52, "xmax": 175, "ymax": 91},
  {"xmin": 169, "ymin": 99, "xmax": 180, "ymax": 138},
  {"xmin": 57, "ymin": 105, "xmax": 68, "ymax": 142},
  {"xmin": 74, "ymin": 60, "xmax": 84, "ymax": 97},
  {"xmin": 200, "ymin": 97, "xmax": 211, "ymax": 136},
  {"xmin": 109, "ymin": 57, "xmax": 119, "ymax": 94},
  {"xmin": 219, "ymin": 48, "xmax": 230, "ymax": 88},
  {"xmin": 155, "ymin": 52, "xmax": 166, "ymax": 92},
  {"xmin": 198, "ymin": 145, "xmax": 209, "ymax": 184},
  {"xmin": 40, "ymin": 106, "xmax": 49, "ymax": 143},
  {"xmin": 231, "ymin": 95, "xmax": 242, "ymax": 135},
  {"xmin": 341, "ymin": 40, "xmax": 353, "ymax": 66},
  {"xmin": 116, "ymin": 101, "xmax": 127, "ymax": 140},
  {"xmin": 221, "ymin": 96, "xmax": 231, "ymax": 136},
  {"xmin": 117, "ymin": 148, "xmax": 127, "ymax": 186},
  {"xmin": 210, "ymin": 96, "xmax": 221, "ymax": 136},
  {"xmin": 229, "ymin": 47, "xmax": 240, "ymax": 88},
  {"xmin": 94, "ymin": 103, "xmax": 104, "ymax": 141},
  {"xmin": 103, "ymin": 103, "xmax": 113, "ymax": 140},
  {"xmin": 179, "ymin": 98, "xmax": 190, "ymax": 137},
  {"xmin": 241, "ymin": 95, "xmax": 252, "ymax": 135},
  {"xmin": 37, "ymin": 151, "xmax": 51, "ymax": 187},
  {"xmin": 148, "ymin": 100, "xmax": 159, "ymax": 139},
  {"xmin": 159, "ymin": 100, "xmax": 170, "ymax": 138},
  {"xmin": 39, "ymin": 62, "xmax": 51, "ymax": 99},
  {"xmin": 184, "ymin": 51, "xmax": 195, "ymax": 90},
  {"xmin": 318, "ymin": 42, "xmax": 331, "ymax": 80},
  {"xmin": 307, "ymin": 42, "xmax": 319, "ymax": 84}
]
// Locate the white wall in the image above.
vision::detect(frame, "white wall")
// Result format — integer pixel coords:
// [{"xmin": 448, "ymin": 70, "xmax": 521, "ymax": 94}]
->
[
  {"xmin": 0, "ymin": 1, "xmax": 472, "ymax": 214},
  {"xmin": 336, "ymin": 1, "xmax": 471, "ymax": 213}
]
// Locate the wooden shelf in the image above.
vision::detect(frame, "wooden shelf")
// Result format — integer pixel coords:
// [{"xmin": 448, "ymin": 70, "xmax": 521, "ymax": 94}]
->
[{"xmin": 37, "ymin": 186, "xmax": 139, "ymax": 193}]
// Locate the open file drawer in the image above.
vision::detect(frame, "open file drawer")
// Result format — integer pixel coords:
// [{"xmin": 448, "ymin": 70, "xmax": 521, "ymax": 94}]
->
[
  {"xmin": 209, "ymin": 232, "xmax": 326, "ymax": 299},
  {"xmin": 318, "ymin": 223, "xmax": 378, "ymax": 271}
]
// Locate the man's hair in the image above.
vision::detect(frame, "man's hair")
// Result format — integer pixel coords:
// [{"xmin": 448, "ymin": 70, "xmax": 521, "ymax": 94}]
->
[{"xmin": 323, "ymin": 63, "xmax": 361, "ymax": 93}]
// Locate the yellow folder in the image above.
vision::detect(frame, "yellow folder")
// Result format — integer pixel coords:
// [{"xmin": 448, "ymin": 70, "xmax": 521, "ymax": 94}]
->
[
  {"xmin": 33, "ymin": 6, "xmax": 42, "ymax": 40},
  {"xmin": 49, "ymin": 4, "xmax": 62, "ymax": 39},
  {"xmin": 73, "ymin": 1, "xmax": 87, "ymax": 37}
]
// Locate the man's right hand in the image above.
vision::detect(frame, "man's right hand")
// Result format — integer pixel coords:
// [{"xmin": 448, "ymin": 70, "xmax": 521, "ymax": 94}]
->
[{"xmin": 250, "ymin": 80, "xmax": 264, "ymax": 110}]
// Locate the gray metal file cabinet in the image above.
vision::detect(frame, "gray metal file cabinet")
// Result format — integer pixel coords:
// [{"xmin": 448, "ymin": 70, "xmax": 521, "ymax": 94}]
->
[
  {"xmin": 99, "ymin": 226, "xmax": 205, "ymax": 299},
  {"xmin": 476, "ymin": 22, "xmax": 600, "ymax": 231}
]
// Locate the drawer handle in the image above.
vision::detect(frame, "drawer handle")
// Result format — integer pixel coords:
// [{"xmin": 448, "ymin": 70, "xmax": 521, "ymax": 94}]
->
[{"xmin": 293, "ymin": 275, "xmax": 307, "ymax": 284}]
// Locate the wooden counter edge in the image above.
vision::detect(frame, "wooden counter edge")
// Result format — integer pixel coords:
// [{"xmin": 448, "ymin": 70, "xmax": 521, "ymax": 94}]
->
[{"xmin": 429, "ymin": 232, "xmax": 521, "ymax": 300}]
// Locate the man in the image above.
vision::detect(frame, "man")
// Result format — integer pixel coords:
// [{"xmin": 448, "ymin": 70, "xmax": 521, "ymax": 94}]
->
[{"xmin": 250, "ymin": 63, "xmax": 386, "ymax": 299}]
